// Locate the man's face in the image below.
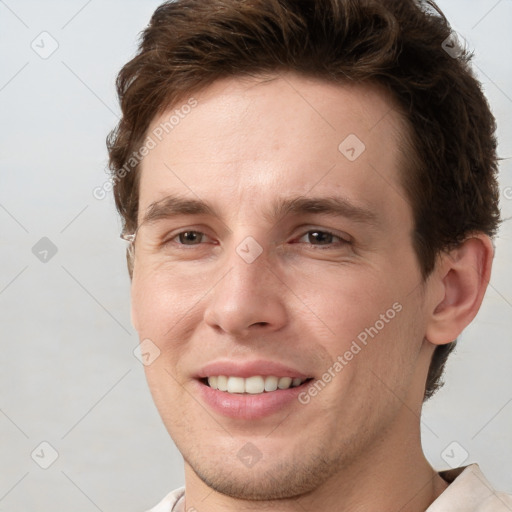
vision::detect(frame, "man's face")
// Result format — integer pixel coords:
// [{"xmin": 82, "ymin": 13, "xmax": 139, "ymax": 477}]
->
[{"xmin": 131, "ymin": 74, "xmax": 437, "ymax": 499}]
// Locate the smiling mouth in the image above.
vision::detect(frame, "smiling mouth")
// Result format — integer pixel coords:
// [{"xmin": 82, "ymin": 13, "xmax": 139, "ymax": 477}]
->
[{"xmin": 201, "ymin": 375, "xmax": 314, "ymax": 394}]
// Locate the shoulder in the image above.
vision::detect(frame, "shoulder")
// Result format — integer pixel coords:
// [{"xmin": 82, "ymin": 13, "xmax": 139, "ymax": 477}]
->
[
  {"xmin": 144, "ymin": 487, "xmax": 186, "ymax": 512},
  {"xmin": 481, "ymin": 492, "xmax": 512, "ymax": 511},
  {"xmin": 428, "ymin": 464, "xmax": 512, "ymax": 511}
]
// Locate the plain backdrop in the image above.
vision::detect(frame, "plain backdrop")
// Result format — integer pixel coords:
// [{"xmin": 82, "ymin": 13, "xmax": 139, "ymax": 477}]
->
[{"xmin": 0, "ymin": 1, "xmax": 511, "ymax": 510}]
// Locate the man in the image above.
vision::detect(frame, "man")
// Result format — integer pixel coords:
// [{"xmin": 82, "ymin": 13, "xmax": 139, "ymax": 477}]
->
[{"xmin": 107, "ymin": 0, "xmax": 511, "ymax": 510}]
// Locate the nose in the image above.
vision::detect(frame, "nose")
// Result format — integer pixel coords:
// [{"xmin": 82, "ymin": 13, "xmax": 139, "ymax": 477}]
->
[{"xmin": 202, "ymin": 239, "xmax": 288, "ymax": 338}]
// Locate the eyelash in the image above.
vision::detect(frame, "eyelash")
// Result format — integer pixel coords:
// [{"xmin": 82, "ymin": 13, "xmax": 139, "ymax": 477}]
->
[{"xmin": 165, "ymin": 228, "xmax": 351, "ymax": 250}]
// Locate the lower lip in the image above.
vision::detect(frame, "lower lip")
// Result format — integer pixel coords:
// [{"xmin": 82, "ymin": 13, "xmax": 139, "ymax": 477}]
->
[{"xmin": 194, "ymin": 379, "xmax": 311, "ymax": 420}]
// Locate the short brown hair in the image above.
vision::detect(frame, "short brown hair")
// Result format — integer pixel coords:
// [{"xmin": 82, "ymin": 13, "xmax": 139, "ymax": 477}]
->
[{"xmin": 107, "ymin": 0, "xmax": 501, "ymax": 401}]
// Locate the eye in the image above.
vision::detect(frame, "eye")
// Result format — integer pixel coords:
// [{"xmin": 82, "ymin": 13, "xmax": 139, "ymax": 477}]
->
[
  {"xmin": 169, "ymin": 230, "xmax": 213, "ymax": 246},
  {"xmin": 163, "ymin": 228, "xmax": 351, "ymax": 250},
  {"xmin": 294, "ymin": 229, "xmax": 351, "ymax": 248}
]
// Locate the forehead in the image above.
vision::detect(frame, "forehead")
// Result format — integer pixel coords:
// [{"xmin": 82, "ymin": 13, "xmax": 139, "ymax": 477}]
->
[{"xmin": 138, "ymin": 73, "xmax": 411, "ymax": 225}]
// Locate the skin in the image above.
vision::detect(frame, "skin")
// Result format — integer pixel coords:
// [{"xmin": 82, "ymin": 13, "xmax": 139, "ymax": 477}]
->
[{"xmin": 130, "ymin": 73, "xmax": 493, "ymax": 511}]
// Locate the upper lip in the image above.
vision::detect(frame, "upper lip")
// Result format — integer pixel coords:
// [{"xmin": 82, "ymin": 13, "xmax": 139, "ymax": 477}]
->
[{"xmin": 196, "ymin": 360, "xmax": 311, "ymax": 379}]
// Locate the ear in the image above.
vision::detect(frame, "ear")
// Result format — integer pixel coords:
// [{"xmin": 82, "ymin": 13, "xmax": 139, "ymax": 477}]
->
[{"xmin": 425, "ymin": 233, "xmax": 495, "ymax": 346}]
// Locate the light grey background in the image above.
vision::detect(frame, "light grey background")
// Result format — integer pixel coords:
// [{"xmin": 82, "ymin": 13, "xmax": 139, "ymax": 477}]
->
[{"xmin": 0, "ymin": 1, "xmax": 511, "ymax": 510}]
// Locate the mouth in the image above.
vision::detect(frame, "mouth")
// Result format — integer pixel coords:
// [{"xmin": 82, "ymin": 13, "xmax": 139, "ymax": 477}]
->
[
  {"xmin": 200, "ymin": 375, "xmax": 314, "ymax": 394},
  {"xmin": 194, "ymin": 360, "xmax": 316, "ymax": 419},
  {"xmin": 195, "ymin": 375, "xmax": 315, "ymax": 419}
]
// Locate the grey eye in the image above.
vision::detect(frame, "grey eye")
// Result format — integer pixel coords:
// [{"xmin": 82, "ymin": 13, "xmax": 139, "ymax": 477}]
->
[{"xmin": 176, "ymin": 231, "xmax": 205, "ymax": 245}]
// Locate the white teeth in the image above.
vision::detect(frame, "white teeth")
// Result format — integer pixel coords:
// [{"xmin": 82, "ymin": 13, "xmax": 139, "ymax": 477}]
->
[
  {"xmin": 264, "ymin": 376, "xmax": 278, "ymax": 392},
  {"xmin": 217, "ymin": 375, "xmax": 228, "ymax": 391},
  {"xmin": 227, "ymin": 376, "xmax": 245, "ymax": 393},
  {"xmin": 245, "ymin": 376, "xmax": 265, "ymax": 394},
  {"xmin": 206, "ymin": 375, "xmax": 306, "ymax": 394},
  {"xmin": 277, "ymin": 377, "xmax": 292, "ymax": 389}
]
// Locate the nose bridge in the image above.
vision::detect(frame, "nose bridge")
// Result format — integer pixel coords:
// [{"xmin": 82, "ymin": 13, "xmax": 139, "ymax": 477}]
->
[
  {"xmin": 220, "ymin": 213, "xmax": 273, "ymax": 285},
  {"xmin": 203, "ymin": 231, "xmax": 287, "ymax": 336},
  {"xmin": 232, "ymin": 234, "xmax": 269, "ymax": 288},
  {"xmin": 218, "ymin": 233, "xmax": 272, "ymax": 306}
]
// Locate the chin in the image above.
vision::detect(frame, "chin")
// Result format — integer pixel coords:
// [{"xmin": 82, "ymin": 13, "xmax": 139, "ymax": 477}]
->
[{"xmin": 182, "ymin": 438, "xmax": 344, "ymax": 501}]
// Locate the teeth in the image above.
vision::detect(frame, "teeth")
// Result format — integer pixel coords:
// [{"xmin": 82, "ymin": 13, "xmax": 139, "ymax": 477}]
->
[
  {"xmin": 277, "ymin": 377, "xmax": 292, "ymax": 389},
  {"xmin": 217, "ymin": 375, "xmax": 228, "ymax": 391},
  {"xmin": 245, "ymin": 376, "xmax": 265, "ymax": 394},
  {"xmin": 206, "ymin": 375, "xmax": 305, "ymax": 394},
  {"xmin": 264, "ymin": 376, "xmax": 278, "ymax": 392},
  {"xmin": 227, "ymin": 376, "xmax": 245, "ymax": 394}
]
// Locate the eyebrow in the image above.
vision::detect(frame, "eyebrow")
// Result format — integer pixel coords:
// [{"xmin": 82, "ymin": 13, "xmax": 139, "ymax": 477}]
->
[{"xmin": 141, "ymin": 193, "xmax": 380, "ymax": 228}]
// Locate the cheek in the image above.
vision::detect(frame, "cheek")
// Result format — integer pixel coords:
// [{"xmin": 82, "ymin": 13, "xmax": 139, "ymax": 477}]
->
[
  {"xmin": 297, "ymin": 267, "xmax": 396, "ymax": 340},
  {"xmin": 131, "ymin": 264, "xmax": 204, "ymax": 338},
  {"xmin": 302, "ymin": 269, "xmax": 419, "ymax": 390}
]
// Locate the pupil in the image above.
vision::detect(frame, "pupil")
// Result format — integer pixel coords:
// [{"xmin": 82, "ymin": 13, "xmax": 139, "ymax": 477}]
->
[
  {"xmin": 180, "ymin": 231, "xmax": 201, "ymax": 244},
  {"xmin": 310, "ymin": 231, "xmax": 331, "ymax": 244}
]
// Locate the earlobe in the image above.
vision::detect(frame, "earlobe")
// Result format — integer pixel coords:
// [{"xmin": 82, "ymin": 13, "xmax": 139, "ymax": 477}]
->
[{"xmin": 425, "ymin": 234, "xmax": 494, "ymax": 346}]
